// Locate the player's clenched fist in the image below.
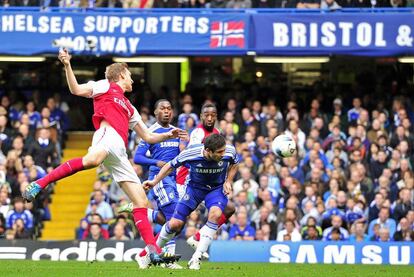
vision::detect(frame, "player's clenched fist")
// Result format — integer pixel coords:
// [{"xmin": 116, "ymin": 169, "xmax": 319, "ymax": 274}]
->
[
  {"xmin": 58, "ymin": 48, "xmax": 71, "ymax": 66},
  {"xmin": 143, "ymin": 180, "xmax": 157, "ymax": 191},
  {"xmin": 223, "ymin": 181, "xmax": 233, "ymax": 195}
]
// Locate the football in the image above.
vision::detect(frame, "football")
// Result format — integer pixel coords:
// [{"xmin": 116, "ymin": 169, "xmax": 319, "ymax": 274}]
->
[{"xmin": 271, "ymin": 134, "xmax": 297, "ymax": 158}]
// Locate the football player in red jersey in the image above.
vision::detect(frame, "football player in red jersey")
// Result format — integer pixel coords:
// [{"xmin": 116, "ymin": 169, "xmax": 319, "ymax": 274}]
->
[{"xmin": 23, "ymin": 49, "xmax": 186, "ymax": 266}]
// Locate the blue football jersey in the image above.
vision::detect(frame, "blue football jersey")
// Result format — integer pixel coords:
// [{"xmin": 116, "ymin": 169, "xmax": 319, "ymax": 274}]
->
[
  {"xmin": 170, "ymin": 144, "xmax": 239, "ymax": 189},
  {"xmin": 135, "ymin": 122, "xmax": 180, "ymax": 177}
]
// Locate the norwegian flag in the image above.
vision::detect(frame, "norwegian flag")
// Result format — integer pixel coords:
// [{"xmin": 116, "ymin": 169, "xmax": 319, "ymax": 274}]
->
[{"xmin": 210, "ymin": 21, "xmax": 245, "ymax": 48}]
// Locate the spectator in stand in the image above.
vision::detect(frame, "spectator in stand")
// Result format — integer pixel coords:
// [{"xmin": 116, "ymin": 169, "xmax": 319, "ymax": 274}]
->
[
  {"xmin": 233, "ymin": 167, "xmax": 259, "ymax": 196},
  {"xmin": 349, "ymin": 222, "xmax": 369, "ymax": 242},
  {"xmin": 18, "ymin": 124, "xmax": 35, "ymax": 154},
  {"xmin": 5, "ymin": 196, "xmax": 33, "ymax": 231},
  {"xmin": 76, "ymin": 218, "xmax": 89, "ymax": 240},
  {"xmin": 277, "ymin": 220, "xmax": 302, "ymax": 242},
  {"xmin": 322, "ymin": 215, "xmax": 349, "ymax": 241},
  {"xmin": 250, "ymin": 206, "xmax": 277, "ymax": 240},
  {"xmin": 28, "ymin": 128, "xmax": 58, "ymax": 171},
  {"xmin": 23, "ymin": 101, "xmax": 41, "ymax": 132},
  {"xmin": 82, "ymin": 213, "xmax": 110, "ymax": 239},
  {"xmin": 178, "ymin": 102, "xmax": 199, "ymax": 131},
  {"xmin": 110, "ymin": 223, "xmax": 130, "ymax": 241},
  {"xmin": 0, "ymin": 190, "xmax": 10, "ymax": 219},
  {"xmin": 46, "ymin": 97, "xmax": 68, "ymax": 132},
  {"xmin": 85, "ymin": 223, "xmax": 108, "ymax": 240},
  {"xmin": 393, "ymin": 217, "xmax": 414, "ymax": 241},
  {"xmin": 378, "ymin": 227, "xmax": 392, "ymax": 242},
  {"xmin": 302, "ymin": 224, "xmax": 321, "ymax": 240},
  {"xmin": 368, "ymin": 207, "xmax": 396, "ymax": 238},
  {"xmin": 226, "ymin": 0, "xmax": 252, "ymax": 8},
  {"xmin": 12, "ymin": 218, "xmax": 32, "ymax": 239},
  {"xmin": 252, "ymin": 0, "xmax": 276, "ymax": 7},
  {"xmin": 393, "ymin": 188, "xmax": 413, "ymax": 221},
  {"xmin": 229, "ymin": 211, "xmax": 256, "ymax": 240},
  {"xmin": 85, "ymin": 190, "xmax": 114, "ymax": 225},
  {"xmin": 296, "ymin": 0, "xmax": 320, "ymax": 8}
]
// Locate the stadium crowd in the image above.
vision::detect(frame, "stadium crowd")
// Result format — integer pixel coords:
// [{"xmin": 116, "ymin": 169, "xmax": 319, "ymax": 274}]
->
[
  {"xmin": 0, "ymin": 94, "xmax": 67, "ymax": 239},
  {"xmin": 0, "ymin": 71, "xmax": 413, "ymax": 244},
  {"xmin": 74, "ymin": 77, "xmax": 414, "ymax": 243},
  {"xmin": 0, "ymin": 0, "xmax": 412, "ymax": 9}
]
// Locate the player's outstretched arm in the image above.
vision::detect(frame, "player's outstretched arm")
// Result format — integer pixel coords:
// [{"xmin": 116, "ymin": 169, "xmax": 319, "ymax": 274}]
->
[
  {"xmin": 133, "ymin": 120, "xmax": 187, "ymax": 144},
  {"xmin": 143, "ymin": 162, "xmax": 174, "ymax": 190},
  {"xmin": 58, "ymin": 49, "xmax": 93, "ymax": 98}
]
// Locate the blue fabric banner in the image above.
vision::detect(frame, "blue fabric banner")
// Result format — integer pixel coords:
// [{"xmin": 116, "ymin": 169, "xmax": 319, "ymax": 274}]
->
[
  {"xmin": 0, "ymin": 11, "xmax": 250, "ymax": 56},
  {"xmin": 1, "ymin": 10, "xmax": 414, "ymax": 56},
  {"xmin": 252, "ymin": 13, "xmax": 414, "ymax": 56},
  {"xmin": 209, "ymin": 241, "xmax": 414, "ymax": 264}
]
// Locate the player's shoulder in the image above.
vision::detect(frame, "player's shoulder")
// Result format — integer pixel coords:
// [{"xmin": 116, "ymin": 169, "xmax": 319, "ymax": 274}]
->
[
  {"xmin": 89, "ymin": 79, "xmax": 110, "ymax": 92},
  {"xmin": 190, "ymin": 127, "xmax": 204, "ymax": 136},
  {"xmin": 148, "ymin": 122, "xmax": 162, "ymax": 132},
  {"xmin": 179, "ymin": 144, "xmax": 203, "ymax": 158},
  {"xmin": 224, "ymin": 144, "xmax": 237, "ymax": 155}
]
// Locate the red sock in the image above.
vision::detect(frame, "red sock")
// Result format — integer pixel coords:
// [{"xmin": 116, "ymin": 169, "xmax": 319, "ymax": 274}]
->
[
  {"xmin": 36, "ymin": 158, "xmax": 84, "ymax": 189},
  {"xmin": 139, "ymin": 233, "xmax": 160, "ymax": 257},
  {"xmin": 133, "ymin": 208, "xmax": 161, "ymax": 254},
  {"xmin": 218, "ymin": 213, "xmax": 228, "ymax": 227},
  {"xmin": 193, "ymin": 214, "xmax": 228, "ymax": 242}
]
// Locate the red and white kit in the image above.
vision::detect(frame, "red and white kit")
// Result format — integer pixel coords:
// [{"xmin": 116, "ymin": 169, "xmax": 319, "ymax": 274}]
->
[{"xmin": 88, "ymin": 79, "xmax": 142, "ymax": 184}]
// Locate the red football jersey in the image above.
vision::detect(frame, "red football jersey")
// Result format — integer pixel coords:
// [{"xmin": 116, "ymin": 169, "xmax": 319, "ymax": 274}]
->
[
  {"xmin": 90, "ymin": 81, "xmax": 137, "ymax": 146},
  {"xmin": 176, "ymin": 123, "xmax": 220, "ymax": 185}
]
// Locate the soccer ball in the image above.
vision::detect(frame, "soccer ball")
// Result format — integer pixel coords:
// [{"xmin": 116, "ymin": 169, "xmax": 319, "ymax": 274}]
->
[{"xmin": 271, "ymin": 134, "xmax": 296, "ymax": 158}]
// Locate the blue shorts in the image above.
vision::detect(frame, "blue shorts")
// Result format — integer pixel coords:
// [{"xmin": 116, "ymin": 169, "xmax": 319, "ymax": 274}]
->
[
  {"xmin": 172, "ymin": 185, "xmax": 228, "ymax": 222},
  {"xmin": 148, "ymin": 175, "xmax": 179, "ymax": 213}
]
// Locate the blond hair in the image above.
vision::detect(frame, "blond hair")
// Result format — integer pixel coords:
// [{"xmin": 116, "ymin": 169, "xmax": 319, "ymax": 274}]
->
[{"xmin": 105, "ymin": 63, "xmax": 129, "ymax": 83}]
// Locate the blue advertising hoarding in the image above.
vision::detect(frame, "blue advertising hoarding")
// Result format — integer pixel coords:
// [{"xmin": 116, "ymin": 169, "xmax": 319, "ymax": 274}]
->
[
  {"xmin": 1, "ymin": 9, "xmax": 414, "ymax": 56},
  {"xmin": 252, "ymin": 13, "xmax": 414, "ymax": 56},
  {"xmin": 210, "ymin": 241, "xmax": 414, "ymax": 265},
  {"xmin": 0, "ymin": 11, "xmax": 250, "ymax": 56}
]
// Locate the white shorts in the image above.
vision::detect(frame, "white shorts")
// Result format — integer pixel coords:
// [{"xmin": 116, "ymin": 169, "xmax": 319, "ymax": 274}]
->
[{"xmin": 90, "ymin": 126, "xmax": 141, "ymax": 184}]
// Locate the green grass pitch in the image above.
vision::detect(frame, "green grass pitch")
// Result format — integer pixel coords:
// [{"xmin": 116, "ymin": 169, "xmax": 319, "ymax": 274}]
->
[{"xmin": 0, "ymin": 260, "xmax": 412, "ymax": 277}]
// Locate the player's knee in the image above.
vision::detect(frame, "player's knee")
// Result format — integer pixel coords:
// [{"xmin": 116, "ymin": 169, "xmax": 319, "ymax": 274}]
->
[
  {"xmin": 224, "ymin": 201, "xmax": 236, "ymax": 217},
  {"xmin": 82, "ymin": 156, "xmax": 100, "ymax": 168},
  {"xmin": 131, "ymin": 198, "xmax": 148, "ymax": 208},
  {"xmin": 168, "ymin": 219, "xmax": 184, "ymax": 232},
  {"xmin": 208, "ymin": 208, "xmax": 223, "ymax": 222}
]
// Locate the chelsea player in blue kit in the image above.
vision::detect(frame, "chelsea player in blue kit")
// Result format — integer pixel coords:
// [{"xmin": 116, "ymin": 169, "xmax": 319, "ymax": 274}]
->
[
  {"xmin": 143, "ymin": 134, "xmax": 239, "ymax": 270},
  {"xmin": 132, "ymin": 99, "xmax": 187, "ymax": 269}
]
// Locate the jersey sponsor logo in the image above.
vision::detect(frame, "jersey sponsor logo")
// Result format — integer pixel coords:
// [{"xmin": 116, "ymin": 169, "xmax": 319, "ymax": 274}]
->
[
  {"xmin": 194, "ymin": 167, "xmax": 225, "ymax": 174},
  {"xmin": 160, "ymin": 141, "xmax": 180, "ymax": 147},
  {"xmin": 113, "ymin": 97, "xmax": 132, "ymax": 117}
]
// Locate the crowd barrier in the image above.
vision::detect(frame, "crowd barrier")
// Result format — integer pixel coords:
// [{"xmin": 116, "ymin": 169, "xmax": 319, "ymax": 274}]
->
[
  {"xmin": 0, "ymin": 240, "xmax": 412, "ymax": 264},
  {"xmin": 0, "ymin": 8, "xmax": 414, "ymax": 56}
]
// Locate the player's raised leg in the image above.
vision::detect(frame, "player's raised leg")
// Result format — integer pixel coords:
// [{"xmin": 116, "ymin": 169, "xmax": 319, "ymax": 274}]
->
[{"xmin": 23, "ymin": 147, "xmax": 108, "ymax": 202}]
